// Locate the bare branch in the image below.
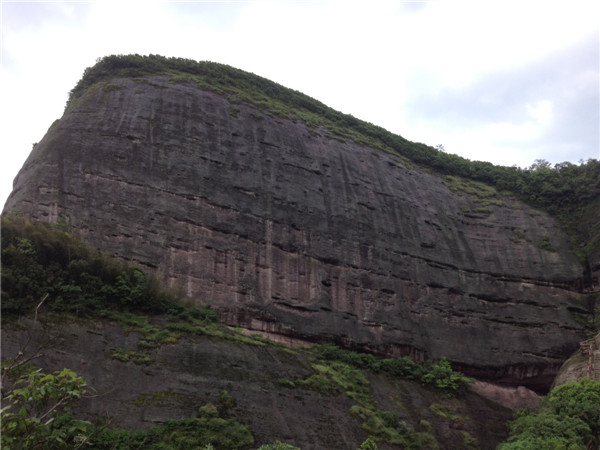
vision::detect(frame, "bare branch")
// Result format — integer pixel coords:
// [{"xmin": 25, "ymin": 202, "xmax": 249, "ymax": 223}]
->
[{"xmin": 33, "ymin": 293, "xmax": 49, "ymax": 326}]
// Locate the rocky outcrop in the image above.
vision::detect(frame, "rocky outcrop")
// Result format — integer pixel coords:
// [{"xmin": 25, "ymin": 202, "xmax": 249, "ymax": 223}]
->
[
  {"xmin": 1, "ymin": 319, "xmax": 513, "ymax": 449},
  {"xmin": 3, "ymin": 74, "xmax": 592, "ymax": 390},
  {"xmin": 470, "ymin": 381, "xmax": 540, "ymax": 411},
  {"xmin": 553, "ymin": 333, "xmax": 600, "ymax": 387}
]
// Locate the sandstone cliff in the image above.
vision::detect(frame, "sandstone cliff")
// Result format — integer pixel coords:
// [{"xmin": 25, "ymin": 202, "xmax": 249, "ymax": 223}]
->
[
  {"xmin": 3, "ymin": 64, "xmax": 593, "ymax": 391},
  {"xmin": 553, "ymin": 333, "xmax": 600, "ymax": 387}
]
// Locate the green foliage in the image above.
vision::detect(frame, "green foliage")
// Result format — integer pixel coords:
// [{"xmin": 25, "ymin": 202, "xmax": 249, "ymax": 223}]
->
[
  {"xmin": 282, "ymin": 356, "xmax": 441, "ymax": 448},
  {"xmin": 351, "ymin": 407, "xmax": 439, "ymax": 449},
  {"xmin": 358, "ymin": 437, "xmax": 379, "ymax": 449},
  {"xmin": 109, "ymin": 348, "xmax": 133, "ymax": 362},
  {"xmin": 219, "ymin": 390, "xmax": 237, "ymax": 409},
  {"xmin": 312, "ymin": 344, "xmax": 472, "ymax": 396},
  {"xmin": 284, "ymin": 361, "xmax": 372, "ymax": 406},
  {"xmin": 144, "ymin": 402, "xmax": 254, "ymax": 449},
  {"xmin": 1, "ymin": 215, "xmax": 218, "ymax": 321},
  {"xmin": 109, "ymin": 348, "xmax": 154, "ymax": 365},
  {"xmin": 283, "ymin": 353, "xmax": 444, "ymax": 449},
  {"xmin": 2, "ymin": 366, "xmax": 255, "ymax": 450},
  {"xmin": 257, "ymin": 441, "xmax": 301, "ymax": 450},
  {"xmin": 102, "ymin": 82, "xmax": 122, "ymax": 92},
  {"xmin": 1, "ymin": 368, "xmax": 93, "ymax": 449},
  {"xmin": 419, "ymin": 358, "xmax": 473, "ymax": 397},
  {"xmin": 1, "ymin": 216, "xmax": 271, "ymax": 371},
  {"xmin": 429, "ymin": 403, "xmax": 463, "ymax": 423},
  {"xmin": 460, "ymin": 430, "xmax": 479, "ymax": 450},
  {"xmin": 498, "ymin": 378, "xmax": 600, "ymax": 450},
  {"xmin": 498, "ymin": 411, "xmax": 589, "ymax": 450},
  {"xmin": 537, "ymin": 236, "xmax": 557, "ymax": 252},
  {"xmin": 91, "ymin": 414, "xmax": 254, "ymax": 450},
  {"xmin": 547, "ymin": 377, "xmax": 600, "ymax": 436}
]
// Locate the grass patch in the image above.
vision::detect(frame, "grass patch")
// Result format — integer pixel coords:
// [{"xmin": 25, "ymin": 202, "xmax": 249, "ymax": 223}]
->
[
  {"xmin": 351, "ymin": 405, "xmax": 439, "ymax": 448},
  {"xmin": 109, "ymin": 348, "xmax": 154, "ymax": 365},
  {"xmin": 537, "ymin": 236, "xmax": 557, "ymax": 252}
]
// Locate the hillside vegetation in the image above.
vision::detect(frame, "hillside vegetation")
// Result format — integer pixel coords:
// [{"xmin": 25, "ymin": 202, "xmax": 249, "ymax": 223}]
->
[
  {"xmin": 3, "ymin": 218, "xmax": 599, "ymax": 448},
  {"xmin": 67, "ymin": 54, "xmax": 600, "ymax": 270},
  {"xmin": 0, "ymin": 215, "xmax": 471, "ymax": 396},
  {"xmin": 2, "ymin": 216, "xmax": 478, "ymax": 449}
]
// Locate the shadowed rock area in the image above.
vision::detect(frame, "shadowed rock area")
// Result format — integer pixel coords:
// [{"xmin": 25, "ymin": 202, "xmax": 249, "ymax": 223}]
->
[{"xmin": 3, "ymin": 72, "xmax": 591, "ymax": 391}]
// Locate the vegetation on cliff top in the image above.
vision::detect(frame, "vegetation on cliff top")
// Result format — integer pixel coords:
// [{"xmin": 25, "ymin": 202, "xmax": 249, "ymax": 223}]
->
[{"xmin": 66, "ymin": 54, "xmax": 599, "ymax": 268}]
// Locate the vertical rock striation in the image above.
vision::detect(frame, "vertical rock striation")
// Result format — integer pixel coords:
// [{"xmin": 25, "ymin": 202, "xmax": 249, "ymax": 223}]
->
[{"xmin": 3, "ymin": 75, "xmax": 590, "ymax": 390}]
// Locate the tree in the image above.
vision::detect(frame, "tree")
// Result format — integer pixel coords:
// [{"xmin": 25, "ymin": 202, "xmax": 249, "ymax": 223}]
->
[
  {"xmin": 498, "ymin": 378, "xmax": 600, "ymax": 450},
  {"xmin": 529, "ymin": 159, "xmax": 552, "ymax": 170},
  {"xmin": 498, "ymin": 410, "xmax": 589, "ymax": 449},
  {"xmin": 1, "ymin": 368, "xmax": 93, "ymax": 449},
  {"xmin": 547, "ymin": 377, "xmax": 600, "ymax": 437}
]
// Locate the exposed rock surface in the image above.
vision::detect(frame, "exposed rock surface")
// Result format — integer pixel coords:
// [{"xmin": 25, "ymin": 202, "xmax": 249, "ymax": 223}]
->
[
  {"xmin": 553, "ymin": 333, "xmax": 600, "ymax": 387},
  {"xmin": 470, "ymin": 381, "xmax": 540, "ymax": 411},
  {"xmin": 552, "ymin": 351, "xmax": 590, "ymax": 388},
  {"xmin": 3, "ymin": 75, "xmax": 591, "ymax": 390},
  {"xmin": 1, "ymin": 319, "xmax": 512, "ymax": 449}
]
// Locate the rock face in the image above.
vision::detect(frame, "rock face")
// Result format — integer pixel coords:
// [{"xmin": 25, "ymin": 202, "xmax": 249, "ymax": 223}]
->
[
  {"xmin": 1, "ymin": 319, "xmax": 513, "ymax": 449},
  {"xmin": 553, "ymin": 333, "xmax": 600, "ymax": 387},
  {"xmin": 3, "ymin": 75, "xmax": 591, "ymax": 390}
]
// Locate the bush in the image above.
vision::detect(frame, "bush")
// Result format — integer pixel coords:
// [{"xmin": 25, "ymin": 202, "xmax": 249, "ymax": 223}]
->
[
  {"xmin": 312, "ymin": 344, "xmax": 471, "ymax": 396},
  {"xmin": 257, "ymin": 441, "xmax": 301, "ymax": 450},
  {"xmin": 0, "ymin": 215, "xmax": 204, "ymax": 318},
  {"xmin": 498, "ymin": 411, "xmax": 589, "ymax": 450},
  {"xmin": 419, "ymin": 358, "xmax": 472, "ymax": 396},
  {"xmin": 547, "ymin": 377, "xmax": 600, "ymax": 436},
  {"xmin": 498, "ymin": 378, "xmax": 600, "ymax": 450},
  {"xmin": 1, "ymin": 365, "xmax": 255, "ymax": 450},
  {"xmin": 1, "ymin": 368, "xmax": 93, "ymax": 449}
]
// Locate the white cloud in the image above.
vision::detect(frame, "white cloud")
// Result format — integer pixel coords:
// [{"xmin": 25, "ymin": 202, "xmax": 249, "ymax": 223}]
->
[{"xmin": 526, "ymin": 100, "xmax": 553, "ymax": 127}]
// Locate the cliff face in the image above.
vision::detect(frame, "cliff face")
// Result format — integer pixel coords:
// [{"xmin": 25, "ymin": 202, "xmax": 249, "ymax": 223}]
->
[
  {"xmin": 1, "ymin": 319, "xmax": 513, "ymax": 449},
  {"xmin": 3, "ymin": 75, "xmax": 590, "ymax": 390}
]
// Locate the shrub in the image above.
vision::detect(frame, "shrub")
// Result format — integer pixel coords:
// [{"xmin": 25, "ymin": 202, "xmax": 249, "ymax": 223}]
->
[
  {"xmin": 257, "ymin": 441, "xmax": 301, "ymax": 450},
  {"xmin": 0, "ymin": 215, "xmax": 205, "ymax": 318},
  {"xmin": 498, "ymin": 411, "xmax": 589, "ymax": 450},
  {"xmin": 1, "ymin": 368, "xmax": 93, "ymax": 449},
  {"xmin": 419, "ymin": 358, "xmax": 472, "ymax": 396},
  {"xmin": 498, "ymin": 378, "xmax": 600, "ymax": 449},
  {"xmin": 547, "ymin": 377, "xmax": 600, "ymax": 436},
  {"xmin": 311, "ymin": 344, "xmax": 471, "ymax": 397}
]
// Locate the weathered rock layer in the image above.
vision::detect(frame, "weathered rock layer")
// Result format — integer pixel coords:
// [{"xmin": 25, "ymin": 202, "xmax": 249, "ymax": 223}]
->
[
  {"xmin": 3, "ymin": 75, "xmax": 590, "ymax": 390},
  {"xmin": 1, "ymin": 319, "xmax": 513, "ymax": 449}
]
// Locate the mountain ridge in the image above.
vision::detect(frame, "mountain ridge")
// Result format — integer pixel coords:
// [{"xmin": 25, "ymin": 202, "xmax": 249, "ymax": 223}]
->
[
  {"xmin": 4, "ymin": 56, "xmax": 597, "ymax": 392},
  {"xmin": 49, "ymin": 55, "xmax": 600, "ymax": 285}
]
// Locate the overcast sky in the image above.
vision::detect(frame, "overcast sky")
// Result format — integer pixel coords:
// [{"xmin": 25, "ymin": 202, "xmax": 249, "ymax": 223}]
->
[{"xmin": 1, "ymin": 0, "xmax": 599, "ymax": 207}]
